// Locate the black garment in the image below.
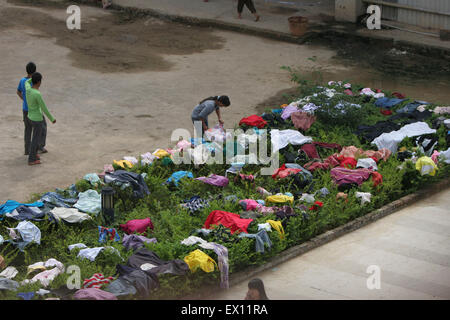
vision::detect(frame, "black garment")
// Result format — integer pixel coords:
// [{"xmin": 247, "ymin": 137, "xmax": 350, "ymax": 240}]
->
[
  {"xmin": 355, "ymin": 121, "xmax": 401, "ymax": 143},
  {"xmin": 105, "ymin": 170, "xmax": 150, "ymax": 198},
  {"xmin": 28, "ymin": 120, "xmax": 44, "ymax": 162},
  {"xmin": 262, "ymin": 113, "xmax": 284, "ymax": 128},
  {"xmin": 416, "ymin": 134, "xmax": 438, "ymax": 154},
  {"xmin": 39, "ymin": 117, "xmax": 47, "ymax": 150},
  {"xmin": 121, "ymin": 269, "xmax": 159, "ymax": 297},
  {"xmin": 388, "ymin": 110, "xmax": 432, "ymax": 123},
  {"xmin": 127, "ymin": 248, "xmax": 190, "ymax": 276},
  {"xmin": 51, "ymin": 285, "xmax": 77, "ymax": 300},
  {"xmin": 23, "ymin": 110, "xmax": 32, "ymax": 154},
  {"xmin": 275, "ymin": 206, "xmax": 298, "ymax": 228},
  {"xmin": 397, "ymin": 151, "xmax": 413, "ymax": 162},
  {"xmin": 238, "ymin": 0, "xmax": 256, "ymax": 14}
]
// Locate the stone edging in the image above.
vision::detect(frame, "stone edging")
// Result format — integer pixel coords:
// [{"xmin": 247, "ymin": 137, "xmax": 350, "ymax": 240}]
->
[{"xmin": 182, "ymin": 177, "xmax": 449, "ymax": 299}]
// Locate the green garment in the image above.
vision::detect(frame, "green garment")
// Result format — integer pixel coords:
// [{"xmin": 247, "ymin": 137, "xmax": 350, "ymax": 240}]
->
[{"xmin": 25, "ymin": 79, "xmax": 55, "ymax": 122}]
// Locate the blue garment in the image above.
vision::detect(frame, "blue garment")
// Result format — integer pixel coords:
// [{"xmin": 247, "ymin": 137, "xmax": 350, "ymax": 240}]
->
[
  {"xmin": 7, "ymin": 206, "xmax": 45, "ymax": 221},
  {"xmin": 238, "ymin": 229, "xmax": 272, "ymax": 253},
  {"xmin": 396, "ymin": 100, "xmax": 429, "ymax": 114},
  {"xmin": 271, "ymin": 108, "xmax": 283, "ymax": 114},
  {"xmin": 40, "ymin": 192, "xmax": 78, "ymax": 208},
  {"xmin": 17, "ymin": 77, "xmax": 30, "ymax": 111},
  {"xmin": 98, "ymin": 226, "xmax": 121, "ymax": 243},
  {"xmin": 166, "ymin": 171, "xmax": 194, "ymax": 186},
  {"xmin": 374, "ymin": 97, "xmax": 406, "ymax": 109},
  {"xmin": 0, "ymin": 200, "xmax": 44, "ymax": 218},
  {"xmin": 17, "ymin": 292, "xmax": 35, "ymax": 300}
]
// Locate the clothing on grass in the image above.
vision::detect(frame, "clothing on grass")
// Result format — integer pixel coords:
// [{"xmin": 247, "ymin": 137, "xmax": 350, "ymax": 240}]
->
[
  {"xmin": 300, "ymin": 142, "xmax": 342, "ymax": 159},
  {"xmin": 271, "ymin": 129, "xmax": 313, "ymax": 153},
  {"xmin": 238, "ymin": 229, "xmax": 272, "ymax": 253},
  {"xmin": 122, "ymin": 234, "xmax": 157, "ymax": 251},
  {"xmin": 0, "ymin": 267, "xmax": 19, "ymax": 279},
  {"xmin": 105, "ymin": 278, "xmax": 137, "ymax": 297},
  {"xmin": 415, "ymin": 156, "xmax": 438, "ymax": 176},
  {"xmin": 265, "ymin": 194, "xmax": 294, "ymax": 205},
  {"xmin": 266, "ymin": 219, "xmax": 285, "ymax": 239},
  {"xmin": 0, "ymin": 200, "xmax": 44, "ymax": 216},
  {"xmin": 181, "ymin": 236, "xmax": 229, "ymax": 288},
  {"xmin": 105, "ymin": 170, "xmax": 150, "ymax": 198},
  {"xmin": 98, "ymin": 226, "xmax": 121, "ymax": 243},
  {"xmin": 356, "ymin": 192, "xmax": 371, "ymax": 205},
  {"xmin": 73, "ymin": 190, "xmax": 101, "ymax": 215},
  {"xmin": 127, "ymin": 248, "xmax": 190, "ymax": 276},
  {"xmin": 166, "ymin": 171, "xmax": 194, "ymax": 186},
  {"xmin": 374, "ymin": 97, "xmax": 406, "ymax": 108},
  {"xmin": 204, "ymin": 210, "xmax": 253, "ymax": 234},
  {"xmin": 6, "ymin": 206, "xmax": 44, "ymax": 221},
  {"xmin": 195, "ymin": 174, "xmax": 229, "ymax": 187},
  {"xmin": 120, "ymin": 218, "xmax": 154, "ymax": 235},
  {"xmin": 0, "ymin": 278, "xmax": 19, "ymax": 291},
  {"xmin": 73, "ymin": 288, "xmax": 117, "ymax": 300},
  {"xmin": 290, "ymin": 112, "xmax": 316, "ymax": 131},
  {"xmin": 48, "ymin": 207, "xmax": 92, "ymax": 224},
  {"xmin": 239, "ymin": 115, "xmax": 267, "ymax": 128},
  {"xmin": 356, "ymin": 158, "xmax": 378, "ymax": 171},
  {"xmin": 330, "ymin": 167, "xmax": 372, "ymax": 187},
  {"xmin": 181, "ymin": 196, "xmax": 209, "ymax": 214},
  {"xmin": 83, "ymin": 273, "xmax": 114, "ymax": 289},
  {"xmin": 40, "ymin": 192, "xmax": 78, "ymax": 208}
]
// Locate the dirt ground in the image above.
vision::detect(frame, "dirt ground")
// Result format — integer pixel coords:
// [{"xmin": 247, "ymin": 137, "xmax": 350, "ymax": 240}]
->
[{"xmin": 1, "ymin": 0, "xmax": 449, "ymax": 203}]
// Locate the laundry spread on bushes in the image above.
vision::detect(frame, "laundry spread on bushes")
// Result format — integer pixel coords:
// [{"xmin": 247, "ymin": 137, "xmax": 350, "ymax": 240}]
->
[{"xmin": 0, "ymin": 80, "xmax": 448, "ymax": 300}]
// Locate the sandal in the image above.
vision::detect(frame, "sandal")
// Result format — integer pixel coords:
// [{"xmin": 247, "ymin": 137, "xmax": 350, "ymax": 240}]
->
[
  {"xmin": 255, "ymin": 15, "xmax": 260, "ymax": 22},
  {"xmin": 28, "ymin": 160, "xmax": 41, "ymax": 166}
]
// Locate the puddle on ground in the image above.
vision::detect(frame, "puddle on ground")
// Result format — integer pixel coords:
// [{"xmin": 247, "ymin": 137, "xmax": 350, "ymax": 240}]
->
[{"xmin": 1, "ymin": 2, "xmax": 224, "ymax": 73}]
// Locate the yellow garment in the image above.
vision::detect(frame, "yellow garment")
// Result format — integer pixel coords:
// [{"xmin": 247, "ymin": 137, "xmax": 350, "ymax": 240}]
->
[
  {"xmin": 266, "ymin": 194, "xmax": 294, "ymax": 205},
  {"xmin": 267, "ymin": 219, "xmax": 285, "ymax": 240},
  {"xmin": 184, "ymin": 249, "xmax": 217, "ymax": 273},
  {"xmin": 27, "ymin": 264, "xmax": 46, "ymax": 275},
  {"xmin": 415, "ymin": 156, "xmax": 438, "ymax": 176},
  {"xmin": 153, "ymin": 149, "xmax": 171, "ymax": 159},
  {"xmin": 113, "ymin": 160, "xmax": 133, "ymax": 169}
]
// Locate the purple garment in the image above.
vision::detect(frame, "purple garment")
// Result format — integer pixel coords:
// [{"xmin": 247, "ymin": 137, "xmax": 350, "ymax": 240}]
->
[
  {"xmin": 281, "ymin": 105, "xmax": 300, "ymax": 120},
  {"xmin": 122, "ymin": 234, "xmax": 157, "ymax": 251},
  {"xmin": 73, "ymin": 288, "xmax": 118, "ymax": 300},
  {"xmin": 195, "ymin": 174, "xmax": 229, "ymax": 187},
  {"xmin": 330, "ymin": 167, "xmax": 372, "ymax": 186}
]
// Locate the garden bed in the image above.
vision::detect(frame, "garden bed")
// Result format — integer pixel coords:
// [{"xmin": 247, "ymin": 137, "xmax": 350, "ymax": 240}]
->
[{"xmin": 0, "ymin": 77, "xmax": 449, "ymax": 300}]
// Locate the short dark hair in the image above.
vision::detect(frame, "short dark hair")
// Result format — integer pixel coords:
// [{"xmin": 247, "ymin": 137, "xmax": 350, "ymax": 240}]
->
[
  {"xmin": 32, "ymin": 72, "xmax": 42, "ymax": 85},
  {"xmin": 26, "ymin": 62, "xmax": 36, "ymax": 75},
  {"xmin": 218, "ymin": 95, "xmax": 230, "ymax": 107}
]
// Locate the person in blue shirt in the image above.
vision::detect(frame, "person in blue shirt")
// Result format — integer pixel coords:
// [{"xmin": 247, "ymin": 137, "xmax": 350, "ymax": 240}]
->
[
  {"xmin": 16, "ymin": 62, "xmax": 35, "ymax": 155},
  {"xmin": 17, "ymin": 62, "xmax": 48, "ymax": 155}
]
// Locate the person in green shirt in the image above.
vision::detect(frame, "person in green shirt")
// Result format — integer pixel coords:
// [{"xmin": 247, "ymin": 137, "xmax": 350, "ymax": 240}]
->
[{"xmin": 25, "ymin": 72, "xmax": 56, "ymax": 165}]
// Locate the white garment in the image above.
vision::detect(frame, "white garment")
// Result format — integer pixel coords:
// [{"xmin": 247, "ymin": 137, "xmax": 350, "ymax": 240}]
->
[
  {"xmin": 360, "ymin": 88, "xmax": 385, "ymax": 98},
  {"xmin": 26, "ymin": 267, "xmax": 62, "ymax": 287},
  {"xmin": 356, "ymin": 192, "xmax": 371, "ymax": 205},
  {"xmin": 181, "ymin": 236, "xmax": 206, "ymax": 246},
  {"xmin": 44, "ymin": 258, "xmax": 65, "ymax": 272},
  {"xmin": 77, "ymin": 247, "xmax": 105, "ymax": 262},
  {"xmin": 0, "ymin": 267, "xmax": 18, "ymax": 279},
  {"xmin": 15, "ymin": 221, "xmax": 41, "ymax": 245},
  {"xmin": 36, "ymin": 289, "xmax": 51, "ymax": 296},
  {"xmin": 439, "ymin": 147, "xmax": 450, "ymax": 164},
  {"xmin": 50, "ymin": 207, "xmax": 92, "ymax": 223},
  {"xmin": 356, "ymin": 158, "xmax": 378, "ymax": 171},
  {"xmin": 141, "ymin": 152, "xmax": 157, "ymax": 165},
  {"xmin": 257, "ymin": 223, "xmax": 272, "ymax": 232},
  {"xmin": 300, "ymin": 193, "xmax": 315, "ymax": 204},
  {"xmin": 271, "ymin": 129, "xmax": 313, "ymax": 153},
  {"xmin": 123, "ymin": 156, "xmax": 138, "ymax": 165},
  {"xmin": 140, "ymin": 263, "xmax": 158, "ymax": 271},
  {"xmin": 68, "ymin": 243, "xmax": 88, "ymax": 251},
  {"xmin": 0, "ymin": 234, "xmax": 3, "ymax": 245},
  {"xmin": 372, "ymin": 122, "xmax": 436, "ymax": 153}
]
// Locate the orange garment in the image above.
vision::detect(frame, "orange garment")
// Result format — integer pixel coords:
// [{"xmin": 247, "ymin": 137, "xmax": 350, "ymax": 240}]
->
[{"xmin": 371, "ymin": 172, "xmax": 383, "ymax": 187}]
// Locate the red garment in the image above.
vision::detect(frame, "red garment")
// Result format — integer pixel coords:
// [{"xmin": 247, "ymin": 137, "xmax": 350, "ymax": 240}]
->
[
  {"xmin": 120, "ymin": 218, "xmax": 154, "ymax": 235},
  {"xmin": 370, "ymin": 156, "xmax": 379, "ymax": 164},
  {"xmin": 83, "ymin": 273, "xmax": 114, "ymax": 289},
  {"xmin": 392, "ymin": 92, "xmax": 406, "ymax": 99},
  {"xmin": 309, "ymin": 201, "xmax": 323, "ymax": 211},
  {"xmin": 300, "ymin": 142, "xmax": 342, "ymax": 159},
  {"xmin": 380, "ymin": 108, "xmax": 392, "ymax": 116},
  {"xmin": 239, "ymin": 115, "xmax": 267, "ymax": 129},
  {"xmin": 204, "ymin": 210, "xmax": 253, "ymax": 234},
  {"xmin": 272, "ymin": 164, "xmax": 302, "ymax": 179},
  {"xmin": 371, "ymin": 171, "xmax": 383, "ymax": 187},
  {"xmin": 304, "ymin": 154, "xmax": 340, "ymax": 172},
  {"xmin": 338, "ymin": 156, "xmax": 357, "ymax": 169}
]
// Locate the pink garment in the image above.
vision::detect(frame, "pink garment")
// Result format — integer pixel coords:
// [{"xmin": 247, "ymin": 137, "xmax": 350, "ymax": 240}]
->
[
  {"xmin": 239, "ymin": 199, "xmax": 261, "ymax": 211},
  {"xmin": 433, "ymin": 106, "xmax": 450, "ymax": 114},
  {"xmin": 338, "ymin": 146, "xmax": 391, "ymax": 162},
  {"xmin": 431, "ymin": 150, "xmax": 440, "ymax": 164},
  {"xmin": 291, "ymin": 112, "xmax": 316, "ymax": 131},
  {"xmin": 195, "ymin": 174, "xmax": 229, "ymax": 187},
  {"xmin": 99, "ymin": 164, "xmax": 114, "ymax": 178},
  {"xmin": 238, "ymin": 173, "xmax": 255, "ymax": 181},
  {"xmin": 30, "ymin": 267, "xmax": 62, "ymax": 287},
  {"xmin": 73, "ymin": 288, "xmax": 118, "ymax": 300},
  {"xmin": 176, "ymin": 140, "xmax": 192, "ymax": 151},
  {"xmin": 120, "ymin": 217, "xmax": 154, "ymax": 235},
  {"xmin": 330, "ymin": 167, "xmax": 372, "ymax": 186},
  {"xmin": 344, "ymin": 89, "xmax": 353, "ymax": 96}
]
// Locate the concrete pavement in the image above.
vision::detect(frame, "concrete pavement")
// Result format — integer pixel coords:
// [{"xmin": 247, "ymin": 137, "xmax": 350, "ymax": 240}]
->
[
  {"xmin": 208, "ymin": 187, "xmax": 450, "ymax": 300},
  {"xmin": 107, "ymin": 0, "xmax": 450, "ymax": 51}
]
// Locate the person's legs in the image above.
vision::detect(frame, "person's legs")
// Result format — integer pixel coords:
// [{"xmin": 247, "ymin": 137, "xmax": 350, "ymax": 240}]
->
[
  {"xmin": 29, "ymin": 120, "xmax": 43, "ymax": 163},
  {"xmin": 245, "ymin": 0, "xmax": 259, "ymax": 21},
  {"xmin": 23, "ymin": 110, "xmax": 32, "ymax": 155},
  {"xmin": 237, "ymin": 0, "xmax": 245, "ymax": 18},
  {"xmin": 38, "ymin": 117, "xmax": 47, "ymax": 152}
]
